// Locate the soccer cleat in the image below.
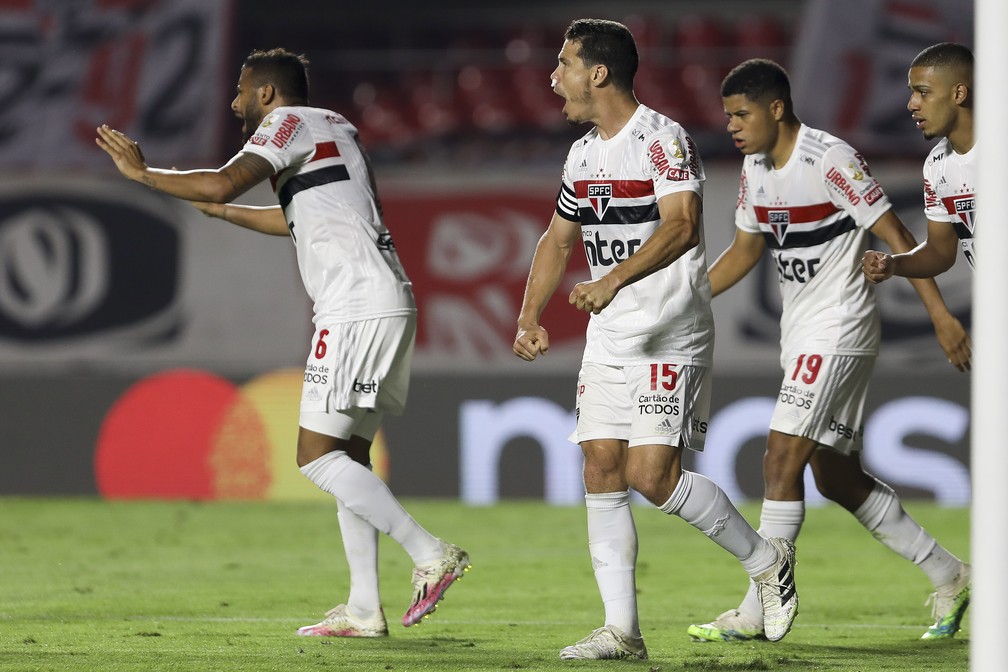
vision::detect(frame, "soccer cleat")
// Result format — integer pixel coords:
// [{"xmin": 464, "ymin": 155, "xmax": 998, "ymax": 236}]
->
[
  {"xmin": 559, "ymin": 625, "xmax": 648, "ymax": 660},
  {"xmin": 687, "ymin": 609, "xmax": 766, "ymax": 642},
  {"xmin": 754, "ymin": 537, "xmax": 798, "ymax": 642},
  {"xmin": 296, "ymin": 604, "xmax": 388, "ymax": 638},
  {"xmin": 402, "ymin": 542, "xmax": 470, "ymax": 627},
  {"xmin": 922, "ymin": 563, "xmax": 971, "ymax": 640}
]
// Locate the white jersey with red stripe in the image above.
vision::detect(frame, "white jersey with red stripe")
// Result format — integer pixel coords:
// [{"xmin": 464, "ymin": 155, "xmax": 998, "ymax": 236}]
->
[
  {"xmin": 555, "ymin": 104, "xmax": 713, "ymax": 366},
  {"xmin": 735, "ymin": 125, "xmax": 889, "ymax": 359},
  {"xmin": 923, "ymin": 138, "xmax": 976, "ymax": 269},
  {"xmin": 239, "ymin": 106, "xmax": 414, "ymax": 325}
]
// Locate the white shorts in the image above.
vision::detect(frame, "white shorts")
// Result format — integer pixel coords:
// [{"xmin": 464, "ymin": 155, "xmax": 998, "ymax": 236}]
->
[
  {"xmin": 570, "ymin": 361, "xmax": 711, "ymax": 450},
  {"xmin": 770, "ymin": 352, "xmax": 874, "ymax": 455},
  {"xmin": 300, "ymin": 406, "xmax": 385, "ymax": 442},
  {"xmin": 299, "ymin": 314, "xmax": 415, "ymax": 439}
]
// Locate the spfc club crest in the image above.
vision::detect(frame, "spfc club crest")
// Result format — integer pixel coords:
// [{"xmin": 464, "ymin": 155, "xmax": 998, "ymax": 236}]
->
[
  {"xmin": 953, "ymin": 196, "xmax": 976, "ymax": 234},
  {"xmin": 587, "ymin": 183, "xmax": 612, "ymax": 220},
  {"xmin": 768, "ymin": 210, "xmax": 789, "ymax": 244}
]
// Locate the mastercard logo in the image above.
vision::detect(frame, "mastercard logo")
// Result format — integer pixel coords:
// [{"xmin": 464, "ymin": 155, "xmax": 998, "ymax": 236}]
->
[{"xmin": 94, "ymin": 369, "xmax": 389, "ymax": 500}]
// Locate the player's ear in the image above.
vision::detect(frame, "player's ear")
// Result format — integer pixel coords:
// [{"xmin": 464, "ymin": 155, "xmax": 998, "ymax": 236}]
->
[
  {"xmin": 259, "ymin": 83, "xmax": 276, "ymax": 105},
  {"xmin": 591, "ymin": 63, "xmax": 608, "ymax": 88},
  {"xmin": 769, "ymin": 98, "xmax": 785, "ymax": 121},
  {"xmin": 954, "ymin": 82, "xmax": 970, "ymax": 106}
]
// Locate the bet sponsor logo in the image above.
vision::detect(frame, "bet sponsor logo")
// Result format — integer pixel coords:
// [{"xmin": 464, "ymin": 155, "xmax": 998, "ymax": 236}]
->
[{"xmin": 353, "ymin": 378, "xmax": 379, "ymax": 394}]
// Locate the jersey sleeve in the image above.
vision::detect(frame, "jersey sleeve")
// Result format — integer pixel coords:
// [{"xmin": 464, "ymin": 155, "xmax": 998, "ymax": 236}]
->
[
  {"xmin": 238, "ymin": 107, "xmax": 314, "ymax": 172},
  {"xmin": 820, "ymin": 144, "xmax": 891, "ymax": 229},
  {"xmin": 554, "ymin": 158, "xmax": 580, "ymax": 222},
  {"xmin": 733, "ymin": 164, "xmax": 759, "ymax": 233},
  {"xmin": 922, "ymin": 158, "xmax": 955, "ymax": 223},
  {"xmin": 646, "ymin": 124, "xmax": 705, "ymax": 201}
]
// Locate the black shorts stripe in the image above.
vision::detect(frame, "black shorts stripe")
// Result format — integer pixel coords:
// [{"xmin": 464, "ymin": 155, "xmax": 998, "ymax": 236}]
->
[{"xmin": 278, "ymin": 164, "xmax": 351, "ymax": 208}]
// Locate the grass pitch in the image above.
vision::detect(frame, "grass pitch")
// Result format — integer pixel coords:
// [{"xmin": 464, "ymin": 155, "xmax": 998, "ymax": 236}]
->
[{"xmin": 0, "ymin": 499, "xmax": 968, "ymax": 671}]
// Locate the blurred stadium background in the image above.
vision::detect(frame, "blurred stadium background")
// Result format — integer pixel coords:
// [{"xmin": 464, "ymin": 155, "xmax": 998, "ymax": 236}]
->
[{"xmin": 0, "ymin": 0, "xmax": 974, "ymax": 503}]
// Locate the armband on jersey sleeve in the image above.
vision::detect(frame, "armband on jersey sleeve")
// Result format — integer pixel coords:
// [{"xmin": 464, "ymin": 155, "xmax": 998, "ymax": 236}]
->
[{"xmin": 555, "ymin": 182, "xmax": 579, "ymax": 221}]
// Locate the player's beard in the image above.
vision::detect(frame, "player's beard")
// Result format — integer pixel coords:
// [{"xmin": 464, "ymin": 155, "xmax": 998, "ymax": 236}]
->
[{"xmin": 240, "ymin": 100, "xmax": 266, "ymax": 143}]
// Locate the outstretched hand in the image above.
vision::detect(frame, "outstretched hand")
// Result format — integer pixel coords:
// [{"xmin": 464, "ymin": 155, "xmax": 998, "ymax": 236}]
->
[{"xmin": 95, "ymin": 124, "xmax": 147, "ymax": 181}]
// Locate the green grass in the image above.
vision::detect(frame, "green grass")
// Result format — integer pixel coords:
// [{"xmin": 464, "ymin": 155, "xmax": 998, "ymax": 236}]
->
[{"xmin": 0, "ymin": 499, "xmax": 969, "ymax": 671}]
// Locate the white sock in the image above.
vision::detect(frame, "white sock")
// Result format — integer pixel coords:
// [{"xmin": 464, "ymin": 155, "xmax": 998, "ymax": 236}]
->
[
  {"xmin": 300, "ymin": 451, "xmax": 442, "ymax": 567},
  {"xmin": 586, "ymin": 491, "xmax": 640, "ymax": 638},
  {"xmin": 659, "ymin": 470, "xmax": 776, "ymax": 577},
  {"xmin": 854, "ymin": 479, "xmax": 961, "ymax": 588},
  {"xmin": 337, "ymin": 497, "xmax": 381, "ymax": 619},
  {"xmin": 738, "ymin": 499, "xmax": 806, "ymax": 618}
]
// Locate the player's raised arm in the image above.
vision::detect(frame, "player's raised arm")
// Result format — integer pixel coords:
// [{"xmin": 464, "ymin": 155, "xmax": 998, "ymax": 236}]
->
[
  {"xmin": 96, "ymin": 124, "xmax": 273, "ymax": 203},
  {"xmin": 514, "ymin": 211, "xmax": 581, "ymax": 361}
]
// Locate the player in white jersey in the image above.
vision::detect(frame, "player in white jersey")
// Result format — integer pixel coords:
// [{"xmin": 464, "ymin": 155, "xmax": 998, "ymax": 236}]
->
[
  {"xmin": 863, "ymin": 43, "xmax": 976, "ymax": 281},
  {"xmin": 687, "ymin": 58, "xmax": 971, "ymax": 643},
  {"xmin": 96, "ymin": 48, "xmax": 469, "ymax": 638},
  {"xmin": 513, "ymin": 21, "xmax": 798, "ymax": 660}
]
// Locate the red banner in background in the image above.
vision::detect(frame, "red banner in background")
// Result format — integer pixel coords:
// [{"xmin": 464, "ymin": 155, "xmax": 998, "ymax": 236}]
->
[
  {"xmin": 0, "ymin": 0, "xmax": 231, "ymax": 170},
  {"xmin": 381, "ymin": 191, "xmax": 589, "ymax": 363}
]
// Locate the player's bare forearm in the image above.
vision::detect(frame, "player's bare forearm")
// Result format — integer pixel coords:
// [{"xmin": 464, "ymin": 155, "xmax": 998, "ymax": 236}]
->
[
  {"xmin": 602, "ymin": 191, "xmax": 701, "ymax": 293},
  {"xmin": 517, "ymin": 218, "xmax": 578, "ymax": 328},
  {"xmin": 191, "ymin": 202, "xmax": 290, "ymax": 236},
  {"xmin": 96, "ymin": 125, "xmax": 272, "ymax": 202},
  {"xmin": 889, "ymin": 222, "xmax": 959, "ymax": 279},
  {"xmin": 709, "ymin": 229, "xmax": 764, "ymax": 297},
  {"xmin": 868, "ymin": 211, "xmax": 969, "ymax": 370},
  {"xmin": 518, "ymin": 244, "xmax": 570, "ymax": 327}
]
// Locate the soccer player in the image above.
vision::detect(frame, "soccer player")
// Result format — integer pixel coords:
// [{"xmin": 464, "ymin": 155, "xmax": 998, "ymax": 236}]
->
[
  {"xmin": 96, "ymin": 48, "xmax": 469, "ymax": 638},
  {"xmin": 513, "ymin": 21, "xmax": 798, "ymax": 660},
  {"xmin": 862, "ymin": 43, "xmax": 975, "ymax": 287},
  {"xmin": 688, "ymin": 58, "xmax": 971, "ymax": 643}
]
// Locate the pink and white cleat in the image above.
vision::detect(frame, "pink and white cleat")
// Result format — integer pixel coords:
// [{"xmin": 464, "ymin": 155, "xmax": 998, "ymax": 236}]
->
[
  {"xmin": 296, "ymin": 604, "xmax": 388, "ymax": 638},
  {"xmin": 402, "ymin": 542, "xmax": 471, "ymax": 627}
]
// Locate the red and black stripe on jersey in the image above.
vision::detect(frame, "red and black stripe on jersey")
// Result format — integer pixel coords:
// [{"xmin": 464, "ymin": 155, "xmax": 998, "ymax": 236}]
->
[
  {"xmin": 275, "ymin": 142, "xmax": 351, "ymax": 209},
  {"xmin": 554, "ymin": 179, "xmax": 660, "ymax": 225},
  {"xmin": 754, "ymin": 202, "xmax": 857, "ymax": 250}
]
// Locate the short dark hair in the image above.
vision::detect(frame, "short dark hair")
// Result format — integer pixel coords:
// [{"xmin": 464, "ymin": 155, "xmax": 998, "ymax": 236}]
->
[
  {"xmin": 242, "ymin": 48, "xmax": 310, "ymax": 104},
  {"xmin": 721, "ymin": 58, "xmax": 793, "ymax": 114},
  {"xmin": 911, "ymin": 42, "xmax": 973, "ymax": 84},
  {"xmin": 564, "ymin": 19, "xmax": 639, "ymax": 92}
]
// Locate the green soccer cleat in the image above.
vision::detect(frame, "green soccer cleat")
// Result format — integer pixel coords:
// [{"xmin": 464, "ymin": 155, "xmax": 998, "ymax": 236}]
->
[
  {"xmin": 922, "ymin": 563, "xmax": 971, "ymax": 640},
  {"xmin": 688, "ymin": 609, "xmax": 766, "ymax": 642}
]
